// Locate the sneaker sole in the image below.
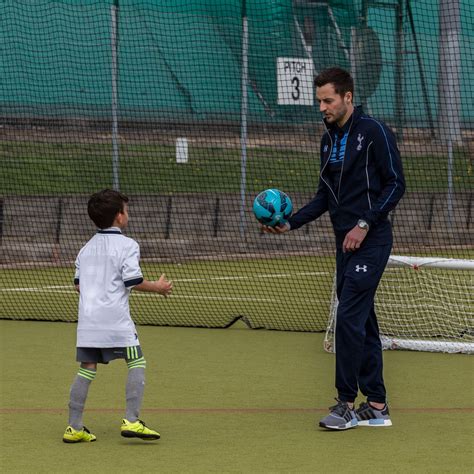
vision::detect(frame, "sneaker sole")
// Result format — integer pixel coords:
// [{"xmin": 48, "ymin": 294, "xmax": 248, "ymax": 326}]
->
[
  {"xmin": 357, "ymin": 419, "xmax": 392, "ymax": 427},
  {"xmin": 319, "ymin": 420, "xmax": 358, "ymax": 431},
  {"xmin": 62, "ymin": 438, "xmax": 96, "ymax": 443},
  {"xmin": 121, "ymin": 430, "xmax": 160, "ymax": 440}
]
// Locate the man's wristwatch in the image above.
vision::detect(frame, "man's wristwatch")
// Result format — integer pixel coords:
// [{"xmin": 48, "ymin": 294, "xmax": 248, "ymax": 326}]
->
[{"xmin": 357, "ymin": 219, "xmax": 370, "ymax": 232}]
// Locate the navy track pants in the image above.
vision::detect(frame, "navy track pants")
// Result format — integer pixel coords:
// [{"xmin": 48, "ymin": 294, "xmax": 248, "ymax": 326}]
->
[{"xmin": 334, "ymin": 243, "xmax": 392, "ymax": 403}]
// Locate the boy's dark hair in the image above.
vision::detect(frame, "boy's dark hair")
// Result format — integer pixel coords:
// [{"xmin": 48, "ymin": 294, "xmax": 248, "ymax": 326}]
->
[
  {"xmin": 314, "ymin": 67, "xmax": 354, "ymax": 97},
  {"xmin": 87, "ymin": 189, "xmax": 129, "ymax": 229}
]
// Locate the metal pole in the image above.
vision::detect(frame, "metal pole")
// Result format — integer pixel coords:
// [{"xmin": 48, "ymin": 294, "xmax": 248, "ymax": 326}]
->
[
  {"xmin": 439, "ymin": 0, "xmax": 462, "ymax": 145},
  {"xmin": 0, "ymin": 198, "xmax": 3, "ymax": 246},
  {"xmin": 293, "ymin": 15, "xmax": 316, "ymax": 73},
  {"xmin": 406, "ymin": 0, "xmax": 435, "ymax": 138},
  {"xmin": 447, "ymin": 139, "xmax": 454, "ymax": 227},
  {"xmin": 239, "ymin": 0, "xmax": 249, "ymax": 239},
  {"xmin": 111, "ymin": 0, "xmax": 120, "ymax": 191},
  {"xmin": 327, "ymin": 5, "xmax": 350, "ymax": 62},
  {"xmin": 439, "ymin": 0, "xmax": 461, "ymax": 227},
  {"xmin": 394, "ymin": 0, "xmax": 404, "ymax": 141},
  {"xmin": 350, "ymin": 27, "xmax": 357, "ymax": 93}
]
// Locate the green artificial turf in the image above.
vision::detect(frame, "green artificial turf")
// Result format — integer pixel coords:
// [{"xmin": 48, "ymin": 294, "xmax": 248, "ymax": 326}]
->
[{"xmin": 1, "ymin": 320, "xmax": 473, "ymax": 473}]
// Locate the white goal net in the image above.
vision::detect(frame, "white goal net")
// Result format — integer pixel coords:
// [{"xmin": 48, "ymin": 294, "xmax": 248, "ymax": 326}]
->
[{"xmin": 324, "ymin": 256, "xmax": 474, "ymax": 354}]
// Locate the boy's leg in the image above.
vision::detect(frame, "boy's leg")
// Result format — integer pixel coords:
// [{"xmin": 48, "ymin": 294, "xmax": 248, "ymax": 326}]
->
[
  {"xmin": 125, "ymin": 347, "xmax": 147, "ymax": 422},
  {"xmin": 68, "ymin": 362, "xmax": 97, "ymax": 430},
  {"xmin": 125, "ymin": 367, "xmax": 146, "ymax": 421},
  {"xmin": 121, "ymin": 347, "xmax": 160, "ymax": 440},
  {"xmin": 64, "ymin": 359, "xmax": 97, "ymax": 443}
]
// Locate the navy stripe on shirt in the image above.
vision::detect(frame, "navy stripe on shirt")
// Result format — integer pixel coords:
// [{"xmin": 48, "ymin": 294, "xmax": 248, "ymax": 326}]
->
[{"xmin": 124, "ymin": 277, "xmax": 144, "ymax": 288}]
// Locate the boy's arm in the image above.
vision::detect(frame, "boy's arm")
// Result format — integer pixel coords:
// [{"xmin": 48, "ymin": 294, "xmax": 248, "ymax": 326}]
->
[
  {"xmin": 74, "ymin": 254, "xmax": 80, "ymax": 293},
  {"xmin": 122, "ymin": 241, "xmax": 172, "ymax": 296},
  {"xmin": 134, "ymin": 274, "xmax": 173, "ymax": 297}
]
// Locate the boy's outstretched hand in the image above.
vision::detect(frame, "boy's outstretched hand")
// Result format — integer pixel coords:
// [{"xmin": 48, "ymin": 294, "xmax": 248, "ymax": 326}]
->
[
  {"xmin": 155, "ymin": 274, "xmax": 173, "ymax": 297},
  {"xmin": 134, "ymin": 274, "xmax": 173, "ymax": 297}
]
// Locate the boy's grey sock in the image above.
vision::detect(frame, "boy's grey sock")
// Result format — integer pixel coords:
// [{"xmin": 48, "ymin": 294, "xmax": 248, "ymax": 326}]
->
[
  {"xmin": 125, "ymin": 367, "xmax": 145, "ymax": 422},
  {"xmin": 68, "ymin": 368, "xmax": 96, "ymax": 430}
]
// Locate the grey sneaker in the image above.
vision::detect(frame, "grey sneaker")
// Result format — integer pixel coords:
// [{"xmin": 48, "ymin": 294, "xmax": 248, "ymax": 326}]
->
[
  {"xmin": 319, "ymin": 399, "xmax": 358, "ymax": 430},
  {"xmin": 356, "ymin": 402, "xmax": 392, "ymax": 427}
]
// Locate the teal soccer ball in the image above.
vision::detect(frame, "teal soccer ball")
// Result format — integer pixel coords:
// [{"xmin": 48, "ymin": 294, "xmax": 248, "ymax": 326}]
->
[{"xmin": 253, "ymin": 189, "xmax": 293, "ymax": 227}]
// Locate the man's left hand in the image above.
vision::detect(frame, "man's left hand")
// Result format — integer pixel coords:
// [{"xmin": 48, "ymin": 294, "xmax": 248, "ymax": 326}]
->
[{"xmin": 342, "ymin": 226, "xmax": 368, "ymax": 252}]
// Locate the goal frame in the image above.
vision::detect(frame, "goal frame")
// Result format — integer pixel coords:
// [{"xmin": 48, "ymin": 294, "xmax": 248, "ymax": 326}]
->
[{"xmin": 324, "ymin": 255, "xmax": 474, "ymax": 354}]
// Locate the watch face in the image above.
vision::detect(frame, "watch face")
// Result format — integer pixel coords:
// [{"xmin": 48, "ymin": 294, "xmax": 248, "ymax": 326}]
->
[{"xmin": 358, "ymin": 220, "xmax": 368, "ymax": 230}]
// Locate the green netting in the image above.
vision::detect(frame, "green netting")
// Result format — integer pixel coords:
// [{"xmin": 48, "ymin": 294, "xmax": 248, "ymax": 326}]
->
[
  {"xmin": 2, "ymin": 1, "xmax": 472, "ymax": 123},
  {"xmin": 0, "ymin": 0, "xmax": 472, "ymax": 339}
]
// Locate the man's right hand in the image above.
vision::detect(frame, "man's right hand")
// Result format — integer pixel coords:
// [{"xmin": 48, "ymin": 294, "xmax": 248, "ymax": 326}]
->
[{"xmin": 261, "ymin": 222, "xmax": 290, "ymax": 234}]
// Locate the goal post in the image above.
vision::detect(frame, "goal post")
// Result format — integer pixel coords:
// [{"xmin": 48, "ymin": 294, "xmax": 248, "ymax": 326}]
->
[{"xmin": 324, "ymin": 255, "xmax": 474, "ymax": 354}]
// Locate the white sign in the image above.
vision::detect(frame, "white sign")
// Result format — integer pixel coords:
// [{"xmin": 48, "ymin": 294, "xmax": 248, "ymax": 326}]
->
[
  {"xmin": 176, "ymin": 137, "xmax": 188, "ymax": 163},
  {"xmin": 277, "ymin": 58, "xmax": 314, "ymax": 106}
]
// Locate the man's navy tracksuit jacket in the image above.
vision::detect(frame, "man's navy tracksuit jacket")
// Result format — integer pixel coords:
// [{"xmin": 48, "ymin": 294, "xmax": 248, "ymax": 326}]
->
[{"xmin": 288, "ymin": 106, "xmax": 406, "ymax": 403}]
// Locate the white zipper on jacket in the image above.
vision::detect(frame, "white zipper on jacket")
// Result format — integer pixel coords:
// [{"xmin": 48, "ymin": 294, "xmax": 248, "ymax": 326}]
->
[
  {"xmin": 320, "ymin": 121, "xmax": 339, "ymax": 205},
  {"xmin": 365, "ymin": 141, "xmax": 373, "ymax": 210},
  {"xmin": 336, "ymin": 114, "xmax": 354, "ymax": 202},
  {"xmin": 320, "ymin": 113, "xmax": 355, "ymax": 205}
]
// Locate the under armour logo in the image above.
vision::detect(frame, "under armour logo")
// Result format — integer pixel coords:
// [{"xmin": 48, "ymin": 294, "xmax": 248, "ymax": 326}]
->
[
  {"xmin": 356, "ymin": 133, "xmax": 364, "ymax": 151},
  {"xmin": 355, "ymin": 265, "xmax": 367, "ymax": 272}
]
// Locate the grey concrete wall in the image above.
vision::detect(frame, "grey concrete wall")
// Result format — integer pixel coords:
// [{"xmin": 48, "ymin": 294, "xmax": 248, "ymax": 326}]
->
[{"xmin": 0, "ymin": 192, "xmax": 472, "ymax": 264}]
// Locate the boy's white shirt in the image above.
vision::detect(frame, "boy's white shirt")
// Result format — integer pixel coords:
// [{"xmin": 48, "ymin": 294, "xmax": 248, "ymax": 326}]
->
[{"xmin": 74, "ymin": 227, "xmax": 143, "ymax": 348}]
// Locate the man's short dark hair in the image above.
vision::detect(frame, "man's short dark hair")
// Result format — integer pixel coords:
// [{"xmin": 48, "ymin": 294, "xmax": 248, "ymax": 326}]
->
[
  {"xmin": 87, "ymin": 189, "xmax": 129, "ymax": 229},
  {"xmin": 314, "ymin": 67, "xmax": 354, "ymax": 97}
]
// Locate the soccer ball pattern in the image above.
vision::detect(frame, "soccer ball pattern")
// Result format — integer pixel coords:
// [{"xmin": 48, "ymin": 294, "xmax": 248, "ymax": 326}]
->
[{"xmin": 253, "ymin": 189, "xmax": 293, "ymax": 227}]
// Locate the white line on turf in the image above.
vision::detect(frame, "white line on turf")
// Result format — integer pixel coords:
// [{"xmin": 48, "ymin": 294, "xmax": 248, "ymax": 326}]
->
[
  {"xmin": 0, "ymin": 286, "xmax": 324, "ymax": 303},
  {"xmin": 138, "ymin": 294, "xmax": 279, "ymax": 303},
  {"xmin": 175, "ymin": 271, "xmax": 328, "ymax": 282},
  {"xmin": 0, "ymin": 270, "xmax": 330, "ymax": 293}
]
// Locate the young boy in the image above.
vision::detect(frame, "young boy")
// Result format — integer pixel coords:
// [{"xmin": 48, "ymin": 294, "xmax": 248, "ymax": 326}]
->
[{"xmin": 63, "ymin": 189, "xmax": 173, "ymax": 443}]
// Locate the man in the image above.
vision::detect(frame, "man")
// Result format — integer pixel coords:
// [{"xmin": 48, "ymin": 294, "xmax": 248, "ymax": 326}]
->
[{"xmin": 263, "ymin": 67, "xmax": 405, "ymax": 430}]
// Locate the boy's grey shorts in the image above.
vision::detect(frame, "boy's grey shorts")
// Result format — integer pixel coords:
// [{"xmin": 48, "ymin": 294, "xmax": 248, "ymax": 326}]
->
[{"xmin": 76, "ymin": 345, "xmax": 143, "ymax": 364}]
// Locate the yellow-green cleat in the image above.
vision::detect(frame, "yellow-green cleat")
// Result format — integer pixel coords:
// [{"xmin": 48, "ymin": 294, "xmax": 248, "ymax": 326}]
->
[
  {"xmin": 63, "ymin": 425, "xmax": 97, "ymax": 443},
  {"xmin": 121, "ymin": 419, "xmax": 160, "ymax": 440}
]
